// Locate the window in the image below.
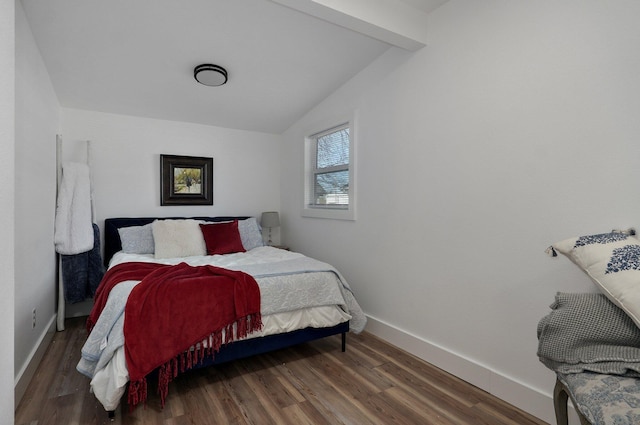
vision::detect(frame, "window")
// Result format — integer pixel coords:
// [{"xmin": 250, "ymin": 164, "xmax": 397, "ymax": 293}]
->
[{"xmin": 303, "ymin": 119, "xmax": 356, "ymax": 220}]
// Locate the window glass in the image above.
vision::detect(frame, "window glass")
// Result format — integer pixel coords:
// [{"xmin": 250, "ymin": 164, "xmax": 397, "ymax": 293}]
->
[
  {"xmin": 314, "ymin": 170, "xmax": 349, "ymax": 206},
  {"xmin": 316, "ymin": 128, "xmax": 349, "ymax": 168}
]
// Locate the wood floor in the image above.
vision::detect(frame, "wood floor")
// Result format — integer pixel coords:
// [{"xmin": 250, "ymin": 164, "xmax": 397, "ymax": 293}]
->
[{"xmin": 16, "ymin": 317, "xmax": 549, "ymax": 425}]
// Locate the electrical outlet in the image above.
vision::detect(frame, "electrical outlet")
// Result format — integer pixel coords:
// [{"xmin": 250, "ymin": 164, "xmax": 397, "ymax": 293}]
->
[{"xmin": 32, "ymin": 308, "xmax": 36, "ymax": 328}]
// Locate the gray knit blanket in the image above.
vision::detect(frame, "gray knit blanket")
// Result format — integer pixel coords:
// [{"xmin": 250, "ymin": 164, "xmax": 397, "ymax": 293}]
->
[{"xmin": 537, "ymin": 292, "xmax": 640, "ymax": 377}]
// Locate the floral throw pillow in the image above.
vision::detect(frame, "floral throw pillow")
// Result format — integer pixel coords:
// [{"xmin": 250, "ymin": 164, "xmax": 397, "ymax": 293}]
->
[{"xmin": 549, "ymin": 231, "xmax": 640, "ymax": 329}]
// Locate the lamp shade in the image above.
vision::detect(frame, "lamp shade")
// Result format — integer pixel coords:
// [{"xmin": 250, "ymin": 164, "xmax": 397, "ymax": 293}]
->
[{"xmin": 261, "ymin": 211, "xmax": 280, "ymax": 228}]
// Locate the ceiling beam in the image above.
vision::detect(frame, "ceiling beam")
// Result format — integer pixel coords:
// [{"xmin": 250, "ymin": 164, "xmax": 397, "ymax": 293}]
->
[{"xmin": 270, "ymin": 0, "xmax": 430, "ymax": 51}]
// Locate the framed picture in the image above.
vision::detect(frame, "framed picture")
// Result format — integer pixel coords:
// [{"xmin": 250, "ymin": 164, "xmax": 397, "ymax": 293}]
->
[{"xmin": 160, "ymin": 154, "xmax": 213, "ymax": 205}]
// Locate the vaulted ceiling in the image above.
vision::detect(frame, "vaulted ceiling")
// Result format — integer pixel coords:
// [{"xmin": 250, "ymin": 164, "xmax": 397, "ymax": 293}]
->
[{"xmin": 21, "ymin": 0, "xmax": 447, "ymax": 133}]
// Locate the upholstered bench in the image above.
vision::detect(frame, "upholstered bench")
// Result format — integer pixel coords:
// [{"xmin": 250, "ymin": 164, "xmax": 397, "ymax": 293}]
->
[{"xmin": 553, "ymin": 372, "xmax": 640, "ymax": 425}]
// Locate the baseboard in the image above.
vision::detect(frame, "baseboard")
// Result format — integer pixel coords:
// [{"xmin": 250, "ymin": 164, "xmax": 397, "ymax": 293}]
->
[
  {"xmin": 14, "ymin": 313, "xmax": 56, "ymax": 410},
  {"xmin": 364, "ymin": 314, "xmax": 579, "ymax": 424}
]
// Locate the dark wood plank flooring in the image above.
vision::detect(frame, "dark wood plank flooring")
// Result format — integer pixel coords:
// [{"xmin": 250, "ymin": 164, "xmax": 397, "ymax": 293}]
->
[{"xmin": 15, "ymin": 317, "xmax": 549, "ymax": 424}]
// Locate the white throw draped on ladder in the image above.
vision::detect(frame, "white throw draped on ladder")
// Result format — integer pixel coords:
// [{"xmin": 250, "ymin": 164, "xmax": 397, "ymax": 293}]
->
[{"xmin": 54, "ymin": 162, "xmax": 94, "ymax": 255}]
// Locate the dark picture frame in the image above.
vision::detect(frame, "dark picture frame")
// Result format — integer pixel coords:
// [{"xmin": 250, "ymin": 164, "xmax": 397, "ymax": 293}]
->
[{"xmin": 160, "ymin": 154, "xmax": 213, "ymax": 206}]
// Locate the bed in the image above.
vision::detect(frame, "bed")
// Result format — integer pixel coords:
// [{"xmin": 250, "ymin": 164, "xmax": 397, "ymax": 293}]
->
[{"xmin": 76, "ymin": 216, "xmax": 366, "ymax": 416}]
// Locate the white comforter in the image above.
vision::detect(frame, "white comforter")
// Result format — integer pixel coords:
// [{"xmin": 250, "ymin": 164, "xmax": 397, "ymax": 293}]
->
[{"xmin": 76, "ymin": 246, "xmax": 365, "ymax": 411}]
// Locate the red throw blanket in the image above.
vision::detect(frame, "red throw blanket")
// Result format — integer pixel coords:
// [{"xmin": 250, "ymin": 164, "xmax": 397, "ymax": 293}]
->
[
  {"xmin": 87, "ymin": 262, "xmax": 173, "ymax": 333},
  {"xmin": 123, "ymin": 262, "xmax": 262, "ymax": 409}
]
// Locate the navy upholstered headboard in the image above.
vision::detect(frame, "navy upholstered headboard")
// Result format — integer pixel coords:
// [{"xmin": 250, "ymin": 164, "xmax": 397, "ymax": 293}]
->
[{"xmin": 104, "ymin": 216, "xmax": 250, "ymax": 266}]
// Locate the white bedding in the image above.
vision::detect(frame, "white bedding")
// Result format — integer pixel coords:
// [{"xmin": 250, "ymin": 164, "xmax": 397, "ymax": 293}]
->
[
  {"xmin": 109, "ymin": 245, "xmax": 308, "ymax": 269},
  {"xmin": 77, "ymin": 246, "xmax": 364, "ymax": 411}
]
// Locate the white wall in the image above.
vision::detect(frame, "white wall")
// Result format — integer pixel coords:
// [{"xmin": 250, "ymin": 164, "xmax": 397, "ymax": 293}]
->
[
  {"xmin": 14, "ymin": 1, "xmax": 60, "ymax": 399},
  {"xmin": 280, "ymin": 1, "xmax": 640, "ymax": 422},
  {"xmin": 0, "ymin": 0, "xmax": 14, "ymax": 422},
  {"xmin": 60, "ymin": 108, "xmax": 282, "ymax": 234}
]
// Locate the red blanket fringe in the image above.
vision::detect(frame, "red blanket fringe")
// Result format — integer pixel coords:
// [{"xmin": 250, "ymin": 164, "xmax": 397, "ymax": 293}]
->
[{"xmin": 128, "ymin": 313, "xmax": 262, "ymax": 409}]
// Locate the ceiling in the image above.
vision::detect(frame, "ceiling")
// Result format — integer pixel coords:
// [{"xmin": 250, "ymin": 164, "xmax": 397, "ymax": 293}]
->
[{"xmin": 21, "ymin": 0, "xmax": 447, "ymax": 134}]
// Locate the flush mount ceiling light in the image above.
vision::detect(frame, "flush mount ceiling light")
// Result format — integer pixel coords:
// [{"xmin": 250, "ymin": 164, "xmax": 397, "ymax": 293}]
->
[{"xmin": 194, "ymin": 64, "xmax": 228, "ymax": 87}]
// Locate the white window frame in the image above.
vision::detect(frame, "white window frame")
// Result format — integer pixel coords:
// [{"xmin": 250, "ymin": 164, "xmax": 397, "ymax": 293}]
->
[{"xmin": 302, "ymin": 114, "xmax": 356, "ymax": 221}]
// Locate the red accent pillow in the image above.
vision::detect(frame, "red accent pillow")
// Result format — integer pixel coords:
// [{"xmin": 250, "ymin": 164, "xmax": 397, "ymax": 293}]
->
[{"xmin": 199, "ymin": 221, "xmax": 246, "ymax": 255}]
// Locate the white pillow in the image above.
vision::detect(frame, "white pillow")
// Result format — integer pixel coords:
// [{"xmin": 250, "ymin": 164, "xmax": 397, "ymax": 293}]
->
[
  {"xmin": 152, "ymin": 219, "xmax": 206, "ymax": 259},
  {"xmin": 550, "ymin": 232, "xmax": 640, "ymax": 328},
  {"xmin": 238, "ymin": 217, "xmax": 264, "ymax": 250},
  {"xmin": 118, "ymin": 224, "xmax": 154, "ymax": 254}
]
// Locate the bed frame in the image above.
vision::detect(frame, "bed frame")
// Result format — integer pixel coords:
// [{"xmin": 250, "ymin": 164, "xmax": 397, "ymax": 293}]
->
[{"xmin": 102, "ymin": 217, "xmax": 349, "ymax": 416}]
